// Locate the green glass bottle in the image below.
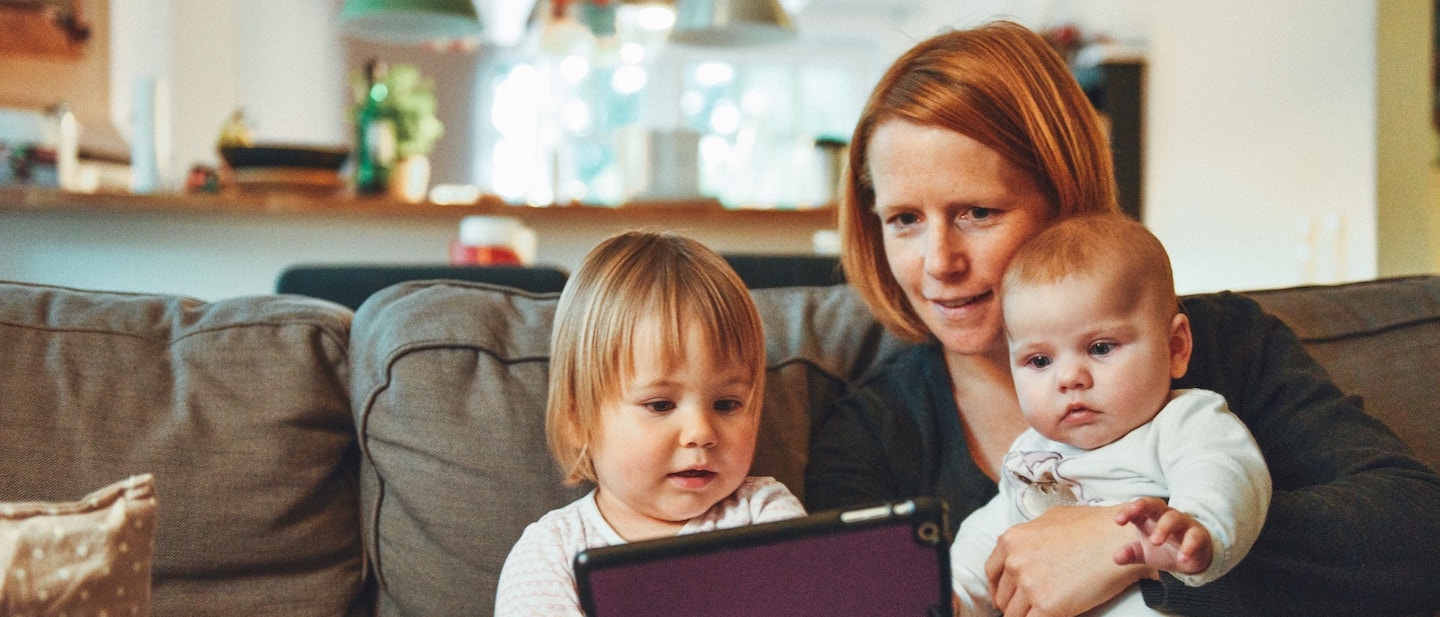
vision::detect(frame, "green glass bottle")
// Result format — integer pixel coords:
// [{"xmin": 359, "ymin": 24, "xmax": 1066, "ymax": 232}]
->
[{"xmin": 355, "ymin": 58, "xmax": 396, "ymax": 195}]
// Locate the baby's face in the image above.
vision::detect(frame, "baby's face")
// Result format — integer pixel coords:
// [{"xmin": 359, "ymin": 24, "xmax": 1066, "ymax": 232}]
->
[
  {"xmin": 589, "ymin": 318, "xmax": 760, "ymax": 541},
  {"xmin": 1003, "ymin": 273, "xmax": 1187, "ymax": 450}
]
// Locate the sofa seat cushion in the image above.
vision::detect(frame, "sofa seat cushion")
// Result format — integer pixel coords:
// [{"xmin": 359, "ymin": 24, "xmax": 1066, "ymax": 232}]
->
[
  {"xmin": 0, "ymin": 282, "xmax": 366, "ymax": 617},
  {"xmin": 350, "ymin": 281, "xmax": 905, "ymax": 616}
]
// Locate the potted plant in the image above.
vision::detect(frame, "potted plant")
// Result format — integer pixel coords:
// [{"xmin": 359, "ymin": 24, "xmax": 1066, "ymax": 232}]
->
[{"xmin": 352, "ymin": 62, "xmax": 444, "ymax": 202}]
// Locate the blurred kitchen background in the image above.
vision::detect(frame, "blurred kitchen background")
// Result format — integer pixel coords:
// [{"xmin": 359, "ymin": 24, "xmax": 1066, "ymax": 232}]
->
[{"xmin": 0, "ymin": 0, "xmax": 1435, "ymax": 300}]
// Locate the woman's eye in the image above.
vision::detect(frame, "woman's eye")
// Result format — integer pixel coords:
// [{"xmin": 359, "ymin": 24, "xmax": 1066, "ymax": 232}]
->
[
  {"xmin": 968, "ymin": 207, "xmax": 996, "ymax": 220},
  {"xmin": 1090, "ymin": 342, "xmax": 1116, "ymax": 356},
  {"xmin": 644, "ymin": 400, "xmax": 676, "ymax": 413},
  {"xmin": 1025, "ymin": 355, "xmax": 1052, "ymax": 369},
  {"xmin": 884, "ymin": 211, "xmax": 921, "ymax": 229}
]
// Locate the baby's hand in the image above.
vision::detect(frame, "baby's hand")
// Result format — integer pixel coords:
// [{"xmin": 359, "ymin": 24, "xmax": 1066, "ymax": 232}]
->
[{"xmin": 1111, "ymin": 497, "xmax": 1212, "ymax": 575}]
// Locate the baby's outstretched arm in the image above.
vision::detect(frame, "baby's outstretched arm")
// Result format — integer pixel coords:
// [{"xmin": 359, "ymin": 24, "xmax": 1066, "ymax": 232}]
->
[{"xmin": 1112, "ymin": 496, "xmax": 1212, "ymax": 575}]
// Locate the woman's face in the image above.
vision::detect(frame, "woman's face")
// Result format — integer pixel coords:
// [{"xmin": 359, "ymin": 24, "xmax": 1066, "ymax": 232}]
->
[{"xmin": 868, "ymin": 120, "xmax": 1052, "ymax": 357}]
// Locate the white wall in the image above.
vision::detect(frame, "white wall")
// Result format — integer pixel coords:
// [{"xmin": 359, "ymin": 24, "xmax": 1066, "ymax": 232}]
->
[{"xmin": 1145, "ymin": 1, "xmax": 1378, "ymax": 292}]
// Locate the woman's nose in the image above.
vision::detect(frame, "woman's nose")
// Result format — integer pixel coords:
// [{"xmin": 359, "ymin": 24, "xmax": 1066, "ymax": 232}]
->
[{"xmin": 923, "ymin": 224, "xmax": 966, "ymax": 280}]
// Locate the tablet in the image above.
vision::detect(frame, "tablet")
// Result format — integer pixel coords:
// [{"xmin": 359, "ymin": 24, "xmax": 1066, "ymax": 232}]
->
[{"xmin": 574, "ymin": 497, "xmax": 953, "ymax": 617}]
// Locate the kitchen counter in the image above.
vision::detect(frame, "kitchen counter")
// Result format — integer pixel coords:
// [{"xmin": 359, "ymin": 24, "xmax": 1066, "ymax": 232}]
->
[
  {"xmin": 0, "ymin": 187, "xmax": 839, "ymax": 301},
  {"xmin": 0, "ymin": 186, "xmax": 837, "ymax": 227}
]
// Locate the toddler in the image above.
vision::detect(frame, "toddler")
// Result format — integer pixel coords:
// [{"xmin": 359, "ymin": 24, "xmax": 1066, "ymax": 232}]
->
[
  {"xmin": 951, "ymin": 214, "xmax": 1272, "ymax": 616},
  {"xmin": 495, "ymin": 230, "xmax": 805, "ymax": 616}
]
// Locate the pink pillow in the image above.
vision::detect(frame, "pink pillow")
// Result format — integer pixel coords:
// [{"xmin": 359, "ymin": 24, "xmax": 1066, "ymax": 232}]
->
[{"xmin": 1, "ymin": 474, "xmax": 156, "ymax": 615}]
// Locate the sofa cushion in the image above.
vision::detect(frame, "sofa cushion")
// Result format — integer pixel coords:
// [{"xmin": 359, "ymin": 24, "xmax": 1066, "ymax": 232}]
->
[
  {"xmin": 350, "ymin": 281, "xmax": 905, "ymax": 616},
  {"xmin": 0, "ymin": 282, "xmax": 366, "ymax": 617},
  {"xmin": 1244, "ymin": 275, "xmax": 1440, "ymax": 473}
]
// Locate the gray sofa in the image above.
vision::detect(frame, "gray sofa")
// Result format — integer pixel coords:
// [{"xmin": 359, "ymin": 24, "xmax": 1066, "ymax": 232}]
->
[{"xmin": 2, "ymin": 275, "xmax": 1436, "ymax": 616}]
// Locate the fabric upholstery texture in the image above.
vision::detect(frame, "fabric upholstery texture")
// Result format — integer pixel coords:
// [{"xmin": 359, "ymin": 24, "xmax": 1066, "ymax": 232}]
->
[
  {"xmin": 0, "ymin": 474, "xmax": 156, "ymax": 616},
  {"xmin": 0, "ymin": 282, "xmax": 366, "ymax": 617},
  {"xmin": 5, "ymin": 272, "xmax": 1438, "ymax": 617},
  {"xmin": 349, "ymin": 281, "xmax": 906, "ymax": 616},
  {"xmin": 1244, "ymin": 275, "xmax": 1440, "ymax": 472}
]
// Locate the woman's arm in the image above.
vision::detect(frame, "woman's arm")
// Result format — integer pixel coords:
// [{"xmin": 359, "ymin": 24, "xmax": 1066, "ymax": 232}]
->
[
  {"xmin": 804, "ymin": 345, "xmax": 1001, "ymax": 531},
  {"xmin": 804, "ymin": 382, "xmax": 923, "ymax": 510},
  {"xmin": 1145, "ymin": 293, "xmax": 1440, "ymax": 616}
]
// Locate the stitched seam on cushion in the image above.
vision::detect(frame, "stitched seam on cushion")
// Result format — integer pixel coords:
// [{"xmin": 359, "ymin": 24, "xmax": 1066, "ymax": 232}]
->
[
  {"xmin": 1288, "ymin": 316, "xmax": 1440, "ymax": 344},
  {"xmin": 354, "ymin": 339, "xmax": 549, "ymax": 594},
  {"xmin": 0, "ymin": 318, "xmax": 351, "ymax": 351}
]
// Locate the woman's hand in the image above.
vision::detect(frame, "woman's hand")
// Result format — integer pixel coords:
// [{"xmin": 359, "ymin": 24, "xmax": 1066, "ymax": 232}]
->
[{"xmin": 985, "ymin": 504, "xmax": 1155, "ymax": 617}]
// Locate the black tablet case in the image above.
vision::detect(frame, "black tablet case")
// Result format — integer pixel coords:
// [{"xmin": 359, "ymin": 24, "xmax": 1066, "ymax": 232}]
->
[{"xmin": 574, "ymin": 497, "xmax": 953, "ymax": 617}]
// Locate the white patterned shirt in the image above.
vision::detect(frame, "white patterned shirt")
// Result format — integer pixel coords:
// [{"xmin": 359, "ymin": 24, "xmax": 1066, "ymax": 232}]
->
[{"xmin": 494, "ymin": 476, "xmax": 806, "ymax": 616}]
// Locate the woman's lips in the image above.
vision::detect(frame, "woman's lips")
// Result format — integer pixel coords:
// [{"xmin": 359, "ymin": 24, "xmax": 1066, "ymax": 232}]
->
[{"xmin": 930, "ymin": 291, "xmax": 991, "ymax": 316}]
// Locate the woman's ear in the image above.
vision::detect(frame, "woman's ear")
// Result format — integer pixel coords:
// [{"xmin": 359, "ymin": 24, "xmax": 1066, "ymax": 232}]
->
[{"xmin": 1169, "ymin": 312, "xmax": 1194, "ymax": 379}]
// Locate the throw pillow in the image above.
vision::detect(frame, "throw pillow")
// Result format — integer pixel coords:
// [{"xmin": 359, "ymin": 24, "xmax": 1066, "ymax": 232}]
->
[{"xmin": 0, "ymin": 474, "xmax": 156, "ymax": 616}]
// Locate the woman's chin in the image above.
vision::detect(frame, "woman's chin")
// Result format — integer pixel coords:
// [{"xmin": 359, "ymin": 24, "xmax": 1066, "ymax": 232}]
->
[{"xmin": 935, "ymin": 325, "xmax": 1006, "ymax": 359}]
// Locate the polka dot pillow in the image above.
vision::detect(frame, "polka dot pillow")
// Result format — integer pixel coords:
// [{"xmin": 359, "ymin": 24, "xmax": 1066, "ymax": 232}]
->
[{"xmin": 1, "ymin": 474, "xmax": 156, "ymax": 616}]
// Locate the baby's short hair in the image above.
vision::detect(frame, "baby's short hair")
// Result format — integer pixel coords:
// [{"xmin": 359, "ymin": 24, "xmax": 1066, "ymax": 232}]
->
[
  {"xmin": 1002, "ymin": 214, "xmax": 1178, "ymax": 318},
  {"xmin": 545, "ymin": 231, "xmax": 766, "ymax": 486}
]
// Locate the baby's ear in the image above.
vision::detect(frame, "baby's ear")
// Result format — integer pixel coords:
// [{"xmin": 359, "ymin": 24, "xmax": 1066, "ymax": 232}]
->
[{"xmin": 1168, "ymin": 312, "xmax": 1193, "ymax": 379}]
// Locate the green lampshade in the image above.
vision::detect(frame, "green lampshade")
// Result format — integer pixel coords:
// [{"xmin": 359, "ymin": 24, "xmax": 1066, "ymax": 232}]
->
[{"xmin": 340, "ymin": 0, "xmax": 482, "ymax": 44}]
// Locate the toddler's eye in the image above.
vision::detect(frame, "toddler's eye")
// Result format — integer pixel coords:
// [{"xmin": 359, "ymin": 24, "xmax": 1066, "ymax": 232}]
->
[
  {"xmin": 1025, "ymin": 355, "xmax": 1052, "ymax": 369},
  {"xmin": 1089, "ymin": 342, "xmax": 1116, "ymax": 356},
  {"xmin": 714, "ymin": 399, "xmax": 744, "ymax": 413},
  {"xmin": 644, "ymin": 400, "xmax": 676, "ymax": 413}
]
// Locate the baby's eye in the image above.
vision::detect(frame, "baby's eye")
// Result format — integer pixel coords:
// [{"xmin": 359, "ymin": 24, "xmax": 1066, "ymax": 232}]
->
[
  {"xmin": 1024, "ymin": 355, "xmax": 1052, "ymax": 369},
  {"xmin": 1089, "ymin": 342, "xmax": 1116, "ymax": 356},
  {"xmin": 713, "ymin": 399, "xmax": 744, "ymax": 414},
  {"xmin": 644, "ymin": 400, "xmax": 676, "ymax": 413}
]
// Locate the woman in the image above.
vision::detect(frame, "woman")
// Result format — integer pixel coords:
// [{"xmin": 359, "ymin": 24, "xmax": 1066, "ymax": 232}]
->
[{"xmin": 804, "ymin": 21, "xmax": 1440, "ymax": 617}]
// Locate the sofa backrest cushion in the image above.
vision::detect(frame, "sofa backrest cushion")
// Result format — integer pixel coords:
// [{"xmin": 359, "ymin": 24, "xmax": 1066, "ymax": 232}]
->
[
  {"xmin": 0, "ymin": 281, "xmax": 367, "ymax": 617},
  {"xmin": 1244, "ymin": 275, "xmax": 1440, "ymax": 472},
  {"xmin": 349, "ymin": 281, "xmax": 906, "ymax": 616}
]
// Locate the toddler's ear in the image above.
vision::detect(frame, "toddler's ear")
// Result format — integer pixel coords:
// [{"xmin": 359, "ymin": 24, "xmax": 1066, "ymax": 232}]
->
[{"xmin": 1168, "ymin": 312, "xmax": 1193, "ymax": 379}]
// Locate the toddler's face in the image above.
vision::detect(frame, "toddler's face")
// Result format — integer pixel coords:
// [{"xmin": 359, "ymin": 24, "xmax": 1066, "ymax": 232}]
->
[
  {"xmin": 1003, "ymin": 273, "xmax": 1188, "ymax": 450},
  {"xmin": 590, "ymin": 318, "xmax": 760, "ymax": 541}
]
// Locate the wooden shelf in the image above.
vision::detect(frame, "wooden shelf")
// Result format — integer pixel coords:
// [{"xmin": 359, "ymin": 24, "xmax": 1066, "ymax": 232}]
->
[{"xmin": 0, "ymin": 186, "xmax": 838, "ymax": 228}]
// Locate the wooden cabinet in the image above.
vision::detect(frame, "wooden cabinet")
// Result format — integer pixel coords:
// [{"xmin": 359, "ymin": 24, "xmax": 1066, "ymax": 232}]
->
[{"xmin": 1080, "ymin": 60, "xmax": 1145, "ymax": 220}]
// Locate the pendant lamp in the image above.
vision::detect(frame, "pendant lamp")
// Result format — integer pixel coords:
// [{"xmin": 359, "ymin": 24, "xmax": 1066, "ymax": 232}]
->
[
  {"xmin": 670, "ymin": 0, "xmax": 794, "ymax": 46},
  {"xmin": 340, "ymin": 0, "xmax": 483, "ymax": 44}
]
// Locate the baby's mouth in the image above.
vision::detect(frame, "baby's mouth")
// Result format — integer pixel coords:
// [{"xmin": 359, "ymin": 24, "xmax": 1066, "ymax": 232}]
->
[
  {"xmin": 670, "ymin": 469, "xmax": 716, "ymax": 479},
  {"xmin": 1062, "ymin": 404, "xmax": 1097, "ymax": 423}
]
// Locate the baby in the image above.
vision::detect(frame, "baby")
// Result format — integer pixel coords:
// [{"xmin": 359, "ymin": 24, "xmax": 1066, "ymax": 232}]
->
[
  {"xmin": 951, "ymin": 214, "xmax": 1272, "ymax": 616},
  {"xmin": 494, "ymin": 230, "xmax": 805, "ymax": 616}
]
